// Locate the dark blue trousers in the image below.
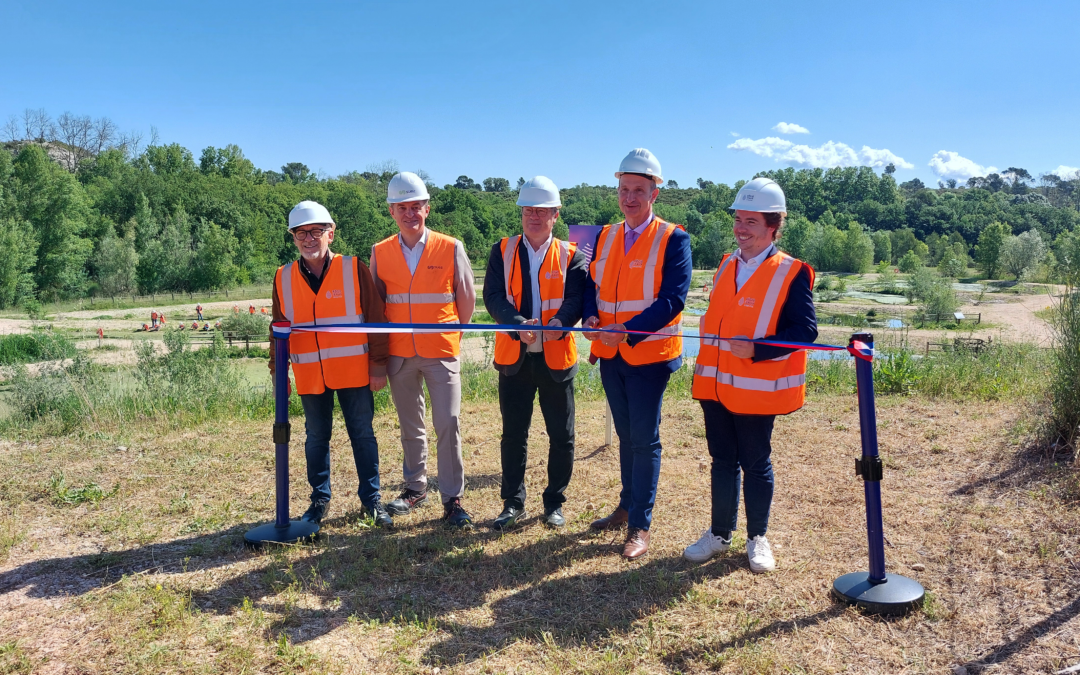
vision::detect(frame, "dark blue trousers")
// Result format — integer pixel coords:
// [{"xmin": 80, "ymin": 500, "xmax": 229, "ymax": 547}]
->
[
  {"xmin": 600, "ymin": 355, "xmax": 672, "ymax": 530},
  {"xmin": 299, "ymin": 386, "xmax": 381, "ymax": 508},
  {"xmin": 700, "ymin": 399, "xmax": 775, "ymax": 539}
]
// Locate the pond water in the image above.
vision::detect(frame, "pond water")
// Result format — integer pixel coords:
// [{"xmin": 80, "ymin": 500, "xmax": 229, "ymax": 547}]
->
[{"xmin": 843, "ymin": 291, "xmax": 909, "ymax": 305}]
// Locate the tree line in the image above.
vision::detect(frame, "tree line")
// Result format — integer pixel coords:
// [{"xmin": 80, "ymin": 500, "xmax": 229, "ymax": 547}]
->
[{"xmin": 2, "ymin": 107, "xmax": 1079, "ymax": 310}]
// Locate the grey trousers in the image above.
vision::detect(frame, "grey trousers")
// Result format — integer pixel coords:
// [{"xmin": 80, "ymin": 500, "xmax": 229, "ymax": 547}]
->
[{"xmin": 387, "ymin": 355, "xmax": 465, "ymax": 501}]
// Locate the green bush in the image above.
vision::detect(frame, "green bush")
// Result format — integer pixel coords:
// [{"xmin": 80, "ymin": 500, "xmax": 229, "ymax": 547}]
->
[
  {"xmin": 219, "ymin": 312, "xmax": 271, "ymax": 339},
  {"xmin": 898, "ymin": 250, "xmax": 922, "ymax": 273},
  {"xmin": 1047, "ymin": 290, "xmax": 1080, "ymax": 453},
  {"xmin": 0, "ymin": 331, "xmax": 77, "ymax": 365}
]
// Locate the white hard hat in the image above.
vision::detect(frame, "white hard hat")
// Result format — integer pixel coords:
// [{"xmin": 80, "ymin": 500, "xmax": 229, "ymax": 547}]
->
[
  {"xmin": 288, "ymin": 200, "xmax": 334, "ymax": 230},
  {"xmin": 615, "ymin": 148, "xmax": 663, "ymax": 184},
  {"xmin": 730, "ymin": 177, "xmax": 787, "ymax": 213},
  {"xmin": 386, "ymin": 172, "xmax": 430, "ymax": 204},
  {"xmin": 516, "ymin": 176, "xmax": 561, "ymax": 208}
]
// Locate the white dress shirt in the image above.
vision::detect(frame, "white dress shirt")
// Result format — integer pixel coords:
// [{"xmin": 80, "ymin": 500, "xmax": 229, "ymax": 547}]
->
[
  {"xmin": 523, "ymin": 233, "xmax": 553, "ymax": 352},
  {"xmin": 734, "ymin": 243, "xmax": 778, "ymax": 292},
  {"xmin": 399, "ymin": 228, "xmax": 429, "ymax": 275}
]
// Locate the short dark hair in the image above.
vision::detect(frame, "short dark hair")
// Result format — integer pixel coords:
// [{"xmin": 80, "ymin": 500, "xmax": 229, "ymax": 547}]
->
[
  {"xmin": 764, "ymin": 212, "xmax": 786, "ymax": 241},
  {"xmin": 619, "ymin": 173, "xmax": 659, "ymax": 186}
]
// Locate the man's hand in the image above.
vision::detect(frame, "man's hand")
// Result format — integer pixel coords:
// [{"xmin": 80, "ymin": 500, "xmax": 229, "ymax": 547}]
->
[
  {"xmin": 370, "ymin": 375, "xmax": 388, "ymax": 392},
  {"xmin": 598, "ymin": 322, "xmax": 627, "ymax": 348},
  {"xmin": 730, "ymin": 335, "xmax": 755, "ymax": 359},
  {"xmin": 519, "ymin": 318, "xmax": 540, "ymax": 345},
  {"xmin": 542, "ymin": 317, "xmax": 563, "ymax": 342},
  {"xmin": 582, "ymin": 316, "xmax": 601, "ymax": 341}
]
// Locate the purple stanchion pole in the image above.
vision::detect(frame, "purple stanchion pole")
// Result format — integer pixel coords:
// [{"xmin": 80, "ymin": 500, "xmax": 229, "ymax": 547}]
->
[
  {"xmin": 832, "ymin": 332, "xmax": 924, "ymax": 615},
  {"xmin": 244, "ymin": 322, "xmax": 319, "ymax": 546}
]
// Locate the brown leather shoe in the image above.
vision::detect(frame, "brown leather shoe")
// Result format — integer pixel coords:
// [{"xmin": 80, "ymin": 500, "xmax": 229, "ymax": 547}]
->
[
  {"xmin": 590, "ymin": 506, "xmax": 629, "ymax": 531},
  {"xmin": 622, "ymin": 527, "xmax": 650, "ymax": 559}
]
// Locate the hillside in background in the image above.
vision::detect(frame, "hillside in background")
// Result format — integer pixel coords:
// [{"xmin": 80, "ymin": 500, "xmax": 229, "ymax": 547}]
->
[{"xmin": 2, "ymin": 109, "xmax": 1079, "ymax": 307}]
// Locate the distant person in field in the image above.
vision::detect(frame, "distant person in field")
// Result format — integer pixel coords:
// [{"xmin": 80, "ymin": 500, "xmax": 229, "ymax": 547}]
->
[
  {"xmin": 249, "ymin": 304, "xmax": 255, "ymax": 315},
  {"xmin": 683, "ymin": 178, "xmax": 818, "ymax": 574},
  {"xmin": 196, "ymin": 304, "xmax": 204, "ymax": 321},
  {"xmin": 370, "ymin": 172, "xmax": 477, "ymax": 529},
  {"xmin": 483, "ymin": 176, "xmax": 588, "ymax": 531},
  {"xmin": 142, "ymin": 323, "xmax": 149, "ymax": 331},
  {"xmin": 233, "ymin": 304, "xmax": 239, "ymax": 314},
  {"xmin": 150, "ymin": 309, "xmax": 158, "ymax": 328},
  {"xmin": 271, "ymin": 200, "xmax": 392, "ymax": 528},
  {"xmin": 214, "ymin": 320, "xmax": 222, "ymax": 330},
  {"xmin": 191, "ymin": 322, "xmax": 198, "ymax": 330}
]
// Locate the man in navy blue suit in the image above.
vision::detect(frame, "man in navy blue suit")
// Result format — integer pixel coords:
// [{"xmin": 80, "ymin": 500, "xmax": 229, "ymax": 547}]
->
[{"xmin": 581, "ymin": 149, "xmax": 692, "ymax": 559}]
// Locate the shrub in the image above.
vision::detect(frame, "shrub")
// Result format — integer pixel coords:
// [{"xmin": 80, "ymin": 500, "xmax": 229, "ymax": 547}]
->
[
  {"xmin": 1047, "ymin": 289, "xmax": 1080, "ymax": 454},
  {"xmin": 219, "ymin": 312, "xmax": 271, "ymax": 339},
  {"xmin": 898, "ymin": 250, "xmax": 922, "ymax": 273},
  {"xmin": 0, "ymin": 331, "xmax": 76, "ymax": 365}
]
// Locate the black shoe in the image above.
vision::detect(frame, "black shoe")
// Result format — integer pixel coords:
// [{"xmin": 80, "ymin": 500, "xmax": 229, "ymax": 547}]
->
[
  {"xmin": 364, "ymin": 500, "xmax": 394, "ymax": 528},
  {"xmin": 442, "ymin": 498, "xmax": 473, "ymax": 529},
  {"xmin": 386, "ymin": 488, "xmax": 427, "ymax": 516},
  {"xmin": 300, "ymin": 499, "xmax": 328, "ymax": 524},
  {"xmin": 492, "ymin": 505, "xmax": 526, "ymax": 531},
  {"xmin": 543, "ymin": 506, "xmax": 566, "ymax": 528}
]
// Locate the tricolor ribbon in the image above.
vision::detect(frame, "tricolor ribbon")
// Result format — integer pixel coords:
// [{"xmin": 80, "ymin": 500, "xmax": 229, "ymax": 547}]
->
[{"xmin": 270, "ymin": 322, "xmax": 874, "ymax": 361}]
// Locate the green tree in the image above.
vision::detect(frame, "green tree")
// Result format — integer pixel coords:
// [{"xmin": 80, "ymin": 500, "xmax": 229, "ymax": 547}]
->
[
  {"xmin": 898, "ymin": 249, "xmax": 922, "ymax": 273},
  {"xmin": 482, "ymin": 177, "xmax": 509, "ymax": 192},
  {"xmin": 999, "ymin": 230, "xmax": 1047, "ymax": 280},
  {"xmin": 871, "ymin": 230, "xmax": 891, "ymax": 264},
  {"xmin": 841, "ymin": 221, "xmax": 874, "ymax": 273},
  {"xmin": 0, "ymin": 217, "xmax": 37, "ymax": 308},
  {"xmin": 975, "ymin": 221, "xmax": 1011, "ymax": 279},
  {"xmin": 190, "ymin": 219, "xmax": 239, "ymax": 290},
  {"xmin": 11, "ymin": 145, "xmax": 93, "ymax": 299},
  {"xmin": 92, "ymin": 224, "xmax": 139, "ymax": 295}
]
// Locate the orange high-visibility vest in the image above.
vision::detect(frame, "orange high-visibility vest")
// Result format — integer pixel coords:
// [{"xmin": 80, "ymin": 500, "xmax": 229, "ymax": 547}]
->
[
  {"xmin": 494, "ymin": 236, "xmax": 578, "ymax": 371},
  {"xmin": 692, "ymin": 250, "xmax": 815, "ymax": 415},
  {"xmin": 371, "ymin": 230, "xmax": 460, "ymax": 358},
  {"xmin": 589, "ymin": 218, "xmax": 683, "ymax": 365},
  {"xmin": 275, "ymin": 254, "xmax": 369, "ymax": 395}
]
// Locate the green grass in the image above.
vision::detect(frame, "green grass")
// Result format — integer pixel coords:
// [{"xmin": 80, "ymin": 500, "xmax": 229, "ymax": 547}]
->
[
  {"xmin": 0, "ymin": 284, "xmax": 274, "ymax": 319},
  {"xmin": 0, "ymin": 331, "xmax": 77, "ymax": 365}
]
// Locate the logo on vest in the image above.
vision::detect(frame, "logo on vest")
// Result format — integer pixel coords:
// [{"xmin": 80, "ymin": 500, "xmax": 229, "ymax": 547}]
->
[
  {"xmin": 427, "ymin": 265, "xmax": 443, "ymax": 270},
  {"xmin": 738, "ymin": 297, "xmax": 756, "ymax": 308},
  {"xmin": 544, "ymin": 271, "xmax": 561, "ymax": 279},
  {"xmin": 325, "ymin": 289, "xmax": 343, "ymax": 299},
  {"xmin": 628, "ymin": 259, "xmax": 644, "ymax": 269}
]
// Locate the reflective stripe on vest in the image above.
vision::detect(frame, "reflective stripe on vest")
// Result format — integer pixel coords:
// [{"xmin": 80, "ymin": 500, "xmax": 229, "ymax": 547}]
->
[
  {"xmin": 291, "ymin": 343, "xmax": 370, "ymax": 364},
  {"xmin": 372, "ymin": 231, "xmax": 461, "ymax": 358},
  {"xmin": 691, "ymin": 250, "xmax": 813, "ymax": 414},
  {"xmin": 590, "ymin": 219, "xmax": 682, "ymax": 365},
  {"xmin": 276, "ymin": 255, "xmax": 370, "ymax": 395},
  {"xmin": 693, "ymin": 364, "xmax": 806, "ymax": 392},
  {"xmin": 494, "ymin": 236, "xmax": 577, "ymax": 371}
]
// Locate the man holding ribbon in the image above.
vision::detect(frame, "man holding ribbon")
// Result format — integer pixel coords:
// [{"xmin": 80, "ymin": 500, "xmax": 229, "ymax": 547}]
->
[
  {"xmin": 270, "ymin": 200, "xmax": 392, "ymax": 528},
  {"xmin": 683, "ymin": 177, "xmax": 817, "ymax": 573},
  {"xmin": 582, "ymin": 149, "xmax": 692, "ymax": 559},
  {"xmin": 483, "ymin": 176, "xmax": 589, "ymax": 530},
  {"xmin": 371, "ymin": 172, "xmax": 477, "ymax": 529}
]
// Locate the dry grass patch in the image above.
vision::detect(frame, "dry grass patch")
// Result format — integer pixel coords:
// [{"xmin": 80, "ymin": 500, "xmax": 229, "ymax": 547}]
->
[{"xmin": 2, "ymin": 393, "xmax": 1080, "ymax": 673}]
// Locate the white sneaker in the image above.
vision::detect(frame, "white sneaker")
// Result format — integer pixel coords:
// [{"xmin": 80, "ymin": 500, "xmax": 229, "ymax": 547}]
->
[
  {"xmin": 747, "ymin": 535, "xmax": 775, "ymax": 573},
  {"xmin": 683, "ymin": 529, "xmax": 732, "ymax": 563}
]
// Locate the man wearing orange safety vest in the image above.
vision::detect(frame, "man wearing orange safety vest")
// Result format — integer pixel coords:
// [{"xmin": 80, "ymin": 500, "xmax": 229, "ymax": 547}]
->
[
  {"xmin": 682, "ymin": 178, "xmax": 817, "ymax": 574},
  {"xmin": 269, "ymin": 200, "xmax": 393, "ymax": 528},
  {"xmin": 370, "ymin": 172, "xmax": 477, "ymax": 528},
  {"xmin": 582, "ymin": 149, "xmax": 692, "ymax": 560},
  {"xmin": 482, "ymin": 176, "xmax": 589, "ymax": 530}
]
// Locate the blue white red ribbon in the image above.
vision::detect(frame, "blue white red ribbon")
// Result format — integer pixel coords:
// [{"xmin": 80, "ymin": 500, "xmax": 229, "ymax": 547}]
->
[{"xmin": 271, "ymin": 322, "xmax": 875, "ymax": 361}]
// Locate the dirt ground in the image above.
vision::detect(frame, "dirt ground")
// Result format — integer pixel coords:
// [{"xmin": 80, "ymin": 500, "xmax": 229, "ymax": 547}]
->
[{"xmin": 2, "ymin": 393, "xmax": 1079, "ymax": 674}]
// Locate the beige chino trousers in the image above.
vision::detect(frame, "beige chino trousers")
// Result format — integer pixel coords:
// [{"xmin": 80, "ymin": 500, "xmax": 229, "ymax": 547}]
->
[{"xmin": 387, "ymin": 354, "xmax": 465, "ymax": 501}]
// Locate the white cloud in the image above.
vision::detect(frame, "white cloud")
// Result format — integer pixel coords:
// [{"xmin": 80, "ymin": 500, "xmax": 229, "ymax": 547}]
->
[
  {"xmin": 1050, "ymin": 165, "xmax": 1080, "ymax": 179},
  {"xmin": 928, "ymin": 151, "xmax": 998, "ymax": 182},
  {"xmin": 730, "ymin": 131, "xmax": 740, "ymax": 137},
  {"xmin": 772, "ymin": 122, "xmax": 810, "ymax": 135},
  {"xmin": 727, "ymin": 136, "xmax": 914, "ymax": 170}
]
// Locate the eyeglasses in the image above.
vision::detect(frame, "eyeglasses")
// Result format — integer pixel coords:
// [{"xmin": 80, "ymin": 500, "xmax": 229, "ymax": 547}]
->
[{"xmin": 292, "ymin": 228, "xmax": 330, "ymax": 241}]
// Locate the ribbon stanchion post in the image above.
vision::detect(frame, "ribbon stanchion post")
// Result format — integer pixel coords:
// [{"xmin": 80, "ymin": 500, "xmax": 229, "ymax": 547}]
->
[
  {"xmin": 244, "ymin": 322, "xmax": 320, "ymax": 547},
  {"xmin": 832, "ymin": 332, "xmax": 924, "ymax": 615}
]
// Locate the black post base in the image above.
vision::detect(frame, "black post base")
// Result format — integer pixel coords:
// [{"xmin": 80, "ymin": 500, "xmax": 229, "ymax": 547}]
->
[
  {"xmin": 832, "ymin": 572, "xmax": 925, "ymax": 616},
  {"xmin": 244, "ymin": 521, "xmax": 320, "ymax": 547}
]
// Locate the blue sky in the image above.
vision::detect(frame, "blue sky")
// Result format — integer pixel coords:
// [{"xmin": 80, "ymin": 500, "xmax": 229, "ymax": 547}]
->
[{"xmin": 3, "ymin": 0, "xmax": 1078, "ymax": 189}]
